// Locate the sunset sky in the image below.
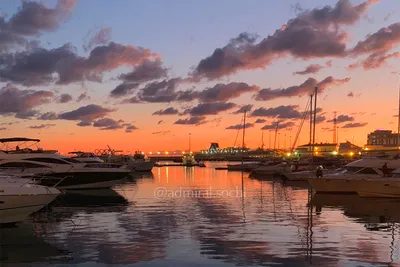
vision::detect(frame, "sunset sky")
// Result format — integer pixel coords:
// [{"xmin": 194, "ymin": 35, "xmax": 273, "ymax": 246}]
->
[{"xmin": 1, "ymin": 0, "xmax": 400, "ymax": 153}]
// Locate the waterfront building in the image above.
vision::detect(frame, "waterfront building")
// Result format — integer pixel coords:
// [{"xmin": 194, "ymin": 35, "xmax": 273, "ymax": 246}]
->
[
  {"xmin": 295, "ymin": 143, "xmax": 338, "ymax": 157},
  {"xmin": 365, "ymin": 130, "xmax": 400, "ymax": 150}
]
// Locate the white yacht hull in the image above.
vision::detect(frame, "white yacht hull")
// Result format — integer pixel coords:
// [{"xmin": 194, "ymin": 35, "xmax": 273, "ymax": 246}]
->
[
  {"xmin": 0, "ymin": 187, "xmax": 60, "ymax": 224},
  {"xmin": 308, "ymin": 174, "xmax": 381, "ymax": 193},
  {"xmin": 58, "ymin": 178, "xmax": 124, "ymax": 190},
  {"xmin": 356, "ymin": 180, "xmax": 400, "ymax": 198},
  {"xmin": 284, "ymin": 169, "xmax": 338, "ymax": 181}
]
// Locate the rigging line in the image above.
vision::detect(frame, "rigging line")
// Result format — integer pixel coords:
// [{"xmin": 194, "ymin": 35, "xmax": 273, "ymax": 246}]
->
[
  {"xmin": 233, "ymin": 115, "xmax": 244, "ymax": 147},
  {"xmin": 292, "ymin": 99, "xmax": 310, "ymax": 151}
]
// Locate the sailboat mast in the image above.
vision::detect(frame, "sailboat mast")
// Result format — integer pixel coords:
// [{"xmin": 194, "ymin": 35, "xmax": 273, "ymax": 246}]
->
[
  {"xmin": 189, "ymin": 133, "xmax": 191, "ymax": 153},
  {"xmin": 313, "ymin": 87, "xmax": 318, "ymax": 151},
  {"xmin": 309, "ymin": 94, "xmax": 313, "ymax": 157},
  {"xmin": 398, "ymin": 73, "xmax": 400, "ymax": 150},
  {"xmin": 241, "ymin": 110, "xmax": 246, "ymax": 164},
  {"xmin": 242, "ymin": 110, "xmax": 246, "ymax": 149}
]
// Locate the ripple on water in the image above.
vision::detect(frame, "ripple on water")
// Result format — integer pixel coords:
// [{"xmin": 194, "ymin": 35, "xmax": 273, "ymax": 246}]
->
[{"xmin": 1, "ymin": 165, "xmax": 400, "ymax": 266}]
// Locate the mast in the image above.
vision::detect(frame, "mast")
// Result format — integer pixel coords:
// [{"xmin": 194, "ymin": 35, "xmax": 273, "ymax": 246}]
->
[
  {"xmin": 398, "ymin": 73, "xmax": 400, "ymax": 150},
  {"xmin": 241, "ymin": 110, "xmax": 246, "ymax": 164},
  {"xmin": 312, "ymin": 87, "xmax": 318, "ymax": 156},
  {"xmin": 309, "ymin": 94, "xmax": 313, "ymax": 158},
  {"xmin": 189, "ymin": 133, "xmax": 191, "ymax": 153}
]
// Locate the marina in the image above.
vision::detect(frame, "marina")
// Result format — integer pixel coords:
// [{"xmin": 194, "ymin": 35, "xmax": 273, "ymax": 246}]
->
[{"xmin": 1, "ymin": 163, "xmax": 400, "ymax": 266}]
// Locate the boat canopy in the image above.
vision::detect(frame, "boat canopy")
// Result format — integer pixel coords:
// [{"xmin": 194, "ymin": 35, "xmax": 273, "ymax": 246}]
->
[{"xmin": 0, "ymin": 138, "xmax": 40, "ymax": 143}]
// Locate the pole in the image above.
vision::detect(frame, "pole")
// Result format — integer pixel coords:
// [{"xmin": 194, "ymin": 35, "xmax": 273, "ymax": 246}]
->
[
  {"xmin": 290, "ymin": 136, "xmax": 292, "ymax": 150},
  {"xmin": 313, "ymin": 87, "xmax": 318, "ymax": 153},
  {"xmin": 309, "ymin": 94, "xmax": 313, "ymax": 158},
  {"xmin": 189, "ymin": 133, "xmax": 191, "ymax": 153},
  {"xmin": 397, "ymin": 73, "xmax": 400, "ymax": 149},
  {"xmin": 284, "ymin": 134, "xmax": 287, "ymax": 150},
  {"xmin": 269, "ymin": 130, "xmax": 271, "ymax": 149},
  {"xmin": 241, "ymin": 110, "xmax": 246, "ymax": 164}
]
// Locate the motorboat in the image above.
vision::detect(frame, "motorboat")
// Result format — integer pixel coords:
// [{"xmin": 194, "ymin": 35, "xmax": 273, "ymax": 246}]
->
[
  {"xmin": 69, "ymin": 151, "xmax": 103, "ymax": 163},
  {"xmin": 283, "ymin": 166, "xmax": 343, "ymax": 181},
  {"xmin": 0, "ymin": 175, "xmax": 60, "ymax": 224},
  {"xmin": 354, "ymin": 168, "xmax": 400, "ymax": 198},
  {"xmin": 251, "ymin": 161, "xmax": 289, "ymax": 176},
  {"xmin": 0, "ymin": 138, "xmax": 130, "ymax": 190},
  {"xmin": 307, "ymin": 157, "xmax": 400, "ymax": 194},
  {"xmin": 182, "ymin": 153, "xmax": 196, "ymax": 167},
  {"xmin": 105, "ymin": 152, "xmax": 154, "ymax": 171}
]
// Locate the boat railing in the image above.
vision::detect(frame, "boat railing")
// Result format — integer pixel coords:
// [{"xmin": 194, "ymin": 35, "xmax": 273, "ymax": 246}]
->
[{"xmin": 0, "ymin": 174, "xmax": 69, "ymax": 188}]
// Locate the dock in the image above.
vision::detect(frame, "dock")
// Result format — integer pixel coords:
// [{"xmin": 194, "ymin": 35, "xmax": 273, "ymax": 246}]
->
[{"xmin": 155, "ymin": 163, "xmax": 205, "ymax": 167}]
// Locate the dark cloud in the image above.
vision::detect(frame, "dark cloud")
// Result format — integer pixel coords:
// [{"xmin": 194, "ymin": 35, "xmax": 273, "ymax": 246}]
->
[
  {"xmin": 261, "ymin": 121, "xmax": 295, "ymax": 130},
  {"xmin": 328, "ymin": 114, "xmax": 354, "ymax": 123},
  {"xmin": 58, "ymin": 104, "xmax": 115, "ymax": 121},
  {"xmin": 37, "ymin": 112, "xmax": 58, "ymax": 120},
  {"xmin": 152, "ymin": 131, "xmax": 170, "ymax": 135},
  {"xmin": 197, "ymin": 82, "xmax": 259, "ymax": 102},
  {"xmin": 0, "ymin": 0, "xmax": 76, "ymax": 52},
  {"xmin": 348, "ymin": 51, "xmax": 400, "ymax": 70},
  {"xmin": 174, "ymin": 116, "xmax": 206, "ymax": 125},
  {"xmin": 121, "ymin": 96, "xmax": 142, "ymax": 104},
  {"xmin": 93, "ymin": 118, "xmax": 124, "ymax": 130},
  {"xmin": 125, "ymin": 124, "xmax": 138, "ymax": 133},
  {"xmin": 191, "ymin": 0, "xmax": 377, "ymax": 79},
  {"xmin": 57, "ymin": 93, "xmax": 73, "ymax": 103},
  {"xmin": 0, "ymin": 44, "xmax": 76, "ymax": 86},
  {"xmin": 184, "ymin": 102, "xmax": 236, "ymax": 116},
  {"xmin": 253, "ymin": 76, "xmax": 350, "ymax": 101},
  {"xmin": 119, "ymin": 59, "xmax": 168, "ymax": 84},
  {"xmin": 254, "ymin": 118, "xmax": 266, "ymax": 124},
  {"xmin": 29, "ymin": 123, "xmax": 56, "ymax": 129},
  {"xmin": 251, "ymin": 105, "xmax": 301, "ymax": 119},
  {"xmin": 15, "ymin": 110, "xmax": 39, "ymax": 119},
  {"xmin": 109, "ymin": 83, "xmax": 139, "ymax": 98},
  {"xmin": 152, "ymin": 107, "xmax": 179, "ymax": 115},
  {"xmin": 0, "ymin": 127, "xmax": 6, "ymax": 131},
  {"xmin": 226, "ymin": 123, "xmax": 254, "ymax": 130},
  {"xmin": 0, "ymin": 84, "xmax": 53, "ymax": 117},
  {"xmin": 0, "ymin": 41, "xmax": 157, "ymax": 86},
  {"xmin": 77, "ymin": 92, "xmax": 90, "ymax": 102},
  {"xmin": 342, "ymin": 122, "xmax": 368, "ymax": 128},
  {"xmin": 351, "ymin": 22, "xmax": 400, "ymax": 55},
  {"xmin": 84, "ymin": 27, "xmax": 112, "ymax": 52},
  {"xmin": 232, "ymin": 104, "xmax": 253, "ymax": 114},
  {"xmin": 347, "ymin": 92, "xmax": 354, "ymax": 97},
  {"xmin": 77, "ymin": 121, "xmax": 92, "ymax": 127},
  {"xmin": 293, "ymin": 64, "xmax": 324, "ymax": 75},
  {"xmin": 157, "ymin": 120, "xmax": 164, "ymax": 125},
  {"xmin": 136, "ymin": 78, "xmax": 181, "ymax": 103},
  {"xmin": 326, "ymin": 60, "xmax": 333, "ymax": 67}
]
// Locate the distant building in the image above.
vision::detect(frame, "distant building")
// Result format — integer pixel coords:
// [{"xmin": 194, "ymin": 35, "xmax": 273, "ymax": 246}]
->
[
  {"xmin": 365, "ymin": 130, "xmax": 400, "ymax": 150},
  {"xmin": 338, "ymin": 141, "xmax": 362, "ymax": 156},
  {"xmin": 209, "ymin": 143, "xmax": 220, "ymax": 152}
]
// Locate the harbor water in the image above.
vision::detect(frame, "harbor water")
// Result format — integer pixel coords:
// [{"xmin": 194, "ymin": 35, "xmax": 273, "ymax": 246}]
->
[{"xmin": 1, "ymin": 162, "xmax": 399, "ymax": 266}]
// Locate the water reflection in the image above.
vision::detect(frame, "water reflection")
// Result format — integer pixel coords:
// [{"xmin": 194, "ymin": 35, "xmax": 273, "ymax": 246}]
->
[{"xmin": 1, "ymin": 164, "xmax": 399, "ymax": 266}]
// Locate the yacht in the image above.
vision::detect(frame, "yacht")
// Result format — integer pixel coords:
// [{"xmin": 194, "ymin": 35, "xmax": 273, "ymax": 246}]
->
[
  {"xmin": 0, "ymin": 138, "xmax": 130, "ymax": 189},
  {"xmin": 69, "ymin": 151, "xmax": 103, "ymax": 163},
  {"xmin": 105, "ymin": 152, "xmax": 154, "ymax": 172},
  {"xmin": 354, "ymin": 168, "xmax": 400, "ymax": 198},
  {"xmin": 250, "ymin": 161, "xmax": 289, "ymax": 176},
  {"xmin": 283, "ymin": 166, "xmax": 342, "ymax": 181},
  {"xmin": 307, "ymin": 157, "xmax": 400, "ymax": 194},
  {"xmin": 227, "ymin": 162, "xmax": 263, "ymax": 172},
  {"xmin": 0, "ymin": 175, "xmax": 60, "ymax": 224}
]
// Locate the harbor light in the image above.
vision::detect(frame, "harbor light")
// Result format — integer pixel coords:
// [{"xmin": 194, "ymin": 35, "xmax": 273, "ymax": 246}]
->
[
  {"xmin": 286, "ymin": 152, "xmax": 291, "ymax": 157},
  {"xmin": 149, "ymin": 152, "xmax": 153, "ymax": 155},
  {"xmin": 165, "ymin": 151, "xmax": 169, "ymax": 154},
  {"xmin": 350, "ymin": 152, "xmax": 354, "ymax": 156},
  {"xmin": 332, "ymin": 151, "xmax": 338, "ymax": 155},
  {"xmin": 157, "ymin": 151, "xmax": 160, "ymax": 155}
]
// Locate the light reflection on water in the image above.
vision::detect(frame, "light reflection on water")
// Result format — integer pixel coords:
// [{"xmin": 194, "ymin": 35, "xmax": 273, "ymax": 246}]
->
[{"xmin": 1, "ymin": 161, "xmax": 399, "ymax": 266}]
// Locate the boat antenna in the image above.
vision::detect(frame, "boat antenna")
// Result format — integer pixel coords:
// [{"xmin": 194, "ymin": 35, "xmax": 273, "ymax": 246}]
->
[
  {"xmin": 309, "ymin": 94, "xmax": 313, "ymax": 159},
  {"xmin": 312, "ymin": 87, "xmax": 318, "ymax": 159}
]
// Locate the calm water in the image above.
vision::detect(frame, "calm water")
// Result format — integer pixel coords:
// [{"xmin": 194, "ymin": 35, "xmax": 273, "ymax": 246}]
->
[{"xmin": 1, "ymin": 162, "xmax": 400, "ymax": 267}]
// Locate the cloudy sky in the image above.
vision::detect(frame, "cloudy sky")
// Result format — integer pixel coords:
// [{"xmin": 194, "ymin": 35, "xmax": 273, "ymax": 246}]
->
[{"xmin": 0, "ymin": 0, "xmax": 399, "ymax": 153}]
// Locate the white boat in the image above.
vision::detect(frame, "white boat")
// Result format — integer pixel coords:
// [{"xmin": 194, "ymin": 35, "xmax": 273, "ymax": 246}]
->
[
  {"xmin": 283, "ymin": 167, "xmax": 342, "ymax": 181},
  {"xmin": 0, "ymin": 175, "xmax": 60, "ymax": 224},
  {"xmin": 227, "ymin": 162, "xmax": 263, "ymax": 172},
  {"xmin": 354, "ymin": 169, "xmax": 400, "ymax": 198},
  {"xmin": 0, "ymin": 138, "xmax": 130, "ymax": 190},
  {"xmin": 307, "ymin": 157, "xmax": 400, "ymax": 193},
  {"xmin": 105, "ymin": 153, "xmax": 154, "ymax": 171},
  {"xmin": 251, "ymin": 161, "xmax": 290, "ymax": 176},
  {"xmin": 69, "ymin": 151, "xmax": 103, "ymax": 163}
]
